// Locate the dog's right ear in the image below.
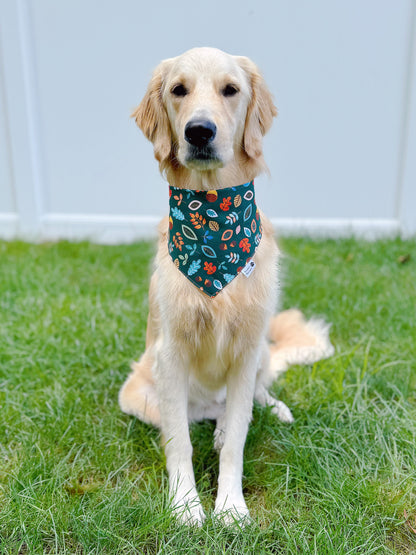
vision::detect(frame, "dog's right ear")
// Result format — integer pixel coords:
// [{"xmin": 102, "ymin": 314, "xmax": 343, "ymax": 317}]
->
[
  {"xmin": 236, "ymin": 56, "xmax": 277, "ymax": 160},
  {"xmin": 132, "ymin": 60, "xmax": 172, "ymax": 164}
]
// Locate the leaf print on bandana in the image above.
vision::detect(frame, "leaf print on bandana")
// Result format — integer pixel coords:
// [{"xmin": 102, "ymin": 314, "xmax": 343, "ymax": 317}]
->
[
  {"xmin": 219, "ymin": 197, "xmax": 232, "ymax": 211},
  {"xmin": 173, "ymin": 193, "xmax": 183, "ymax": 205},
  {"xmin": 178, "ymin": 253, "xmax": 189, "ymax": 265},
  {"xmin": 185, "ymin": 242, "xmax": 197, "ymax": 255},
  {"xmin": 225, "ymin": 212, "xmax": 238, "ymax": 225},
  {"xmin": 243, "ymin": 204, "xmax": 252, "ymax": 221},
  {"xmin": 204, "ymin": 261, "xmax": 216, "ymax": 275},
  {"xmin": 182, "ymin": 224, "xmax": 197, "ymax": 241},
  {"xmin": 172, "ymin": 232, "xmax": 184, "ymax": 251},
  {"xmin": 202, "ymin": 230, "xmax": 214, "ymax": 243},
  {"xmin": 201, "ymin": 245, "xmax": 217, "ymax": 258},
  {"xmin": 169, "ymin": 181, "xmax": 262, "ymax": 297},
  {"xmin": 171, "ymin": 207, "xmax": 185, "ymax": 220},
  {"xmin": 221, "ymin": 229, "xmax": 233, "ymax": 241},
  {"xmin": 188, "ymin": 199, "xmax": 202, "ymax": 211},
  {"xmin": 226, "ymin": 252, "xmax": 240, "ymax": 263},
  {"xmin": 234, "ymin": 194, "xmax": 242, "ymax": 207},
  {"xmin": 188, "ymin": 259, "xmax": 201, "ymax": 276},
  {"xmin": 190, "ymin": 212, "xmax": 206, "ymax": 229},
  {"xmin": 239, "ymin": 238, "xmax": 251, "ymax": 253}
]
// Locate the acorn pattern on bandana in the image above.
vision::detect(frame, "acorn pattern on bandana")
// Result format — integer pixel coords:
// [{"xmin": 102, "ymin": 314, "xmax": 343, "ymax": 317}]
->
[{"xmin": 168, "ymin": 181, "xmax": 262, "ymax": 298}]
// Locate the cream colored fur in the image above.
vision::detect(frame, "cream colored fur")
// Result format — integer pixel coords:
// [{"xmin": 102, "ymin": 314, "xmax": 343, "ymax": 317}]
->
[{"xmin": 119, "ymin": 47, "xmax": 333, "ymax": 526}]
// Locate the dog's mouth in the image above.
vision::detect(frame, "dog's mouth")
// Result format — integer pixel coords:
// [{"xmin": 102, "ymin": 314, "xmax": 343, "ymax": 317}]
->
[{"xmin": 185, "ymin": 145, "xmax": 223, "ymax": 169}]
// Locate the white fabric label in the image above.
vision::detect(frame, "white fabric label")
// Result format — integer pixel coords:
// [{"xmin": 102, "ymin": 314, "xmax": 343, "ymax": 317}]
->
[{"xmin": 241, "ymin": 260, "xmax": 256, "ymax": 277}]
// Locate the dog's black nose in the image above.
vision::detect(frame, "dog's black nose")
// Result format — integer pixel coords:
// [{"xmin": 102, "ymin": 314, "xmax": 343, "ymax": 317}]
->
[{"xmin": 185, "ymin": 120, "xmax": 217, "ymax": 147}]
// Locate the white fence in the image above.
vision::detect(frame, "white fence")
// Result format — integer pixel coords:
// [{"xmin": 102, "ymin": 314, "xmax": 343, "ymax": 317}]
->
[{"xmin": 1, "ymin": 0, "xmax": 415, "ymax": 242}]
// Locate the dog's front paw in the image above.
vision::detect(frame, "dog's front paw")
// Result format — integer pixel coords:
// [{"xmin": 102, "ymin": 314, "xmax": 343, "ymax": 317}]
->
[
  {"xmin": 172, "ymin": 496, "xmax": 206, "ymax": 527},
  {"xmin": 213, "ymin": 495, "xmax": 251, "ymax": 527}
]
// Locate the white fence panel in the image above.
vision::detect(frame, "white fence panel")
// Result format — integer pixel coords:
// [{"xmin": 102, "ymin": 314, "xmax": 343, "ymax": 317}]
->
[
  {"xmin": 0, "ymin": 0, "xmax": 415, "ymax": 241},
  {"xmin": 0, "ymin": 75, "xmax": 15, "ymax": 213}
]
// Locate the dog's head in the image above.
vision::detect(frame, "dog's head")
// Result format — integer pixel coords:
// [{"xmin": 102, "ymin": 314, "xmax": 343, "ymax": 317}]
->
[{"xmin": 133, "ymin": 47, "xmax": 277, "ymax": 177}]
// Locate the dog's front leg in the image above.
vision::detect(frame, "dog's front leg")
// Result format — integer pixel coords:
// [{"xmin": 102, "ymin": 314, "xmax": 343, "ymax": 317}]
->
[
  {"xmin": 155, "ymin": 346, "xmax": 205, "ymax": 526},
  {"xmin": 214, "ymin": 350, "xmax": 258, "ymax": 525}
]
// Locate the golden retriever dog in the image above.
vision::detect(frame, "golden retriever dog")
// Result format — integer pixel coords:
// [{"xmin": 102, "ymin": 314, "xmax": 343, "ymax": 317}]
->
[{"xmin": 119, "ymin": 47, "xmax": 333, "ymax": 526}]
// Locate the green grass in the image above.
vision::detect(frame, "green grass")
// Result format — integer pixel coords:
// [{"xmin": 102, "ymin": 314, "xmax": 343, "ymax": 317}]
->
[{"xmin": 0, "ymin": 237, "xmax": 415, "ymax": 554}]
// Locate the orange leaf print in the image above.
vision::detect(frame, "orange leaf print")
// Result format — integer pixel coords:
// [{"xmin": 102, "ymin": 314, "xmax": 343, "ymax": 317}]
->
[
  {"xmin": 204, "ymin": 261, "xmax": 217, "ymax": 275},
  {"xmin": 173, "ymin": 232, "xmax": 184, "ymax": 251},
  {"xmin": 239, "ymin": 238, "xmax": 251, "ymax": 253},
  {"xmin": 190, "ymin": 212, "xmax": 206, "ymax": 229},
  {"xmin": 220, "ymin": 197, "xmax": 232, "ymax": 211},
  {"xmin": 174, "ymin": 193, "xmax": 183, "ymax": 206}
]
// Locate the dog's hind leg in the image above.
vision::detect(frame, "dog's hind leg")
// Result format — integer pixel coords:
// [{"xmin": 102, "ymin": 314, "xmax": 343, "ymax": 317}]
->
[
  {"xmin": 214, "ymin": 409, "xmax": 226, "ymax": 452},
  {"xmin": 119, "ymin": 273, "xmax": 162, "ymax": 427},
  {"xmin": 254, "ymin": 384, "xmax": 294, "ymax": 423},
  {"xmin": 252, "ymin": 310, "xmax": 335, "ymax": 424},
  {"xmin": 253, "ymin": 339, "xmax": 294, "ymax": 423},
  {"xmin": 118, "ymin": 353, "xmax": 161, "ymax": 427}
]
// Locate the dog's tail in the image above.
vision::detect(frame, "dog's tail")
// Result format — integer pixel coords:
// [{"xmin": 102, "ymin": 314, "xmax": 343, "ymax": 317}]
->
[{"xmin": 268, "ymin": 308, "xmax": 334, "ymax": 380}]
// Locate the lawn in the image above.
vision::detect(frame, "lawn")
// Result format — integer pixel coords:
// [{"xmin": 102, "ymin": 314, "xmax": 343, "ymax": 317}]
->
[{"xmin": 0, "ymin": 237, "xmax": 415, "ymax": 554}]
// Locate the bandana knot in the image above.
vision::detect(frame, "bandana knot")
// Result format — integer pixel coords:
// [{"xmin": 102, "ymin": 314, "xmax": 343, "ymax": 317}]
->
[{"xmin": 168, "ymin": 181, "xmax": 262, "ymax": 297}]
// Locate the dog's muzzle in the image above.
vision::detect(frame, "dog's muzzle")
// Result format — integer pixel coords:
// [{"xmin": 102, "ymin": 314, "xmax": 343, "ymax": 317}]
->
[{"xmin": 184, "ymin": 119, "xmax": 220, "ymax": 165}]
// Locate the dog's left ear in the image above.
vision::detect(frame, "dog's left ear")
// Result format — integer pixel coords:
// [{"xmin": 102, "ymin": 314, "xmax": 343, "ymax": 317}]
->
[
  {"xmin": 131, "ymin": 59, "xmax": 173, "ymax": 164},
  {"xmin": 236, "ymin": 57, "xmax": 277, "ymax": 160}
]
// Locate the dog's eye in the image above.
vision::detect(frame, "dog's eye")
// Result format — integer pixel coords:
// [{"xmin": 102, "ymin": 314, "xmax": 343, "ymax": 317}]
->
[
  {"xmin": 222, "ymin": 84, "xmax": 239, "ymax": 97},
  {"xmin": 171, "ymin": 84, "xmax": 188, "ymax": 97}
]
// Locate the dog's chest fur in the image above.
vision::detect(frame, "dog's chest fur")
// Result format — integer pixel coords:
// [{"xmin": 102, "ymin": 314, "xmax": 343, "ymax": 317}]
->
[
  {"xmin": 155, "ymin": 218, "xmax": 278, "ymax": 389},
  {"xmin": 171, "ymin": 298, "xmax": 264, "ymax": 389}
]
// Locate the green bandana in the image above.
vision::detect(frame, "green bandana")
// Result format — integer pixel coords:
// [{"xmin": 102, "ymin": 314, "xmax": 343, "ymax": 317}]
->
[{"xmin": 168, "ymin": 181, "xmax": 262, "ymax": 297}]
